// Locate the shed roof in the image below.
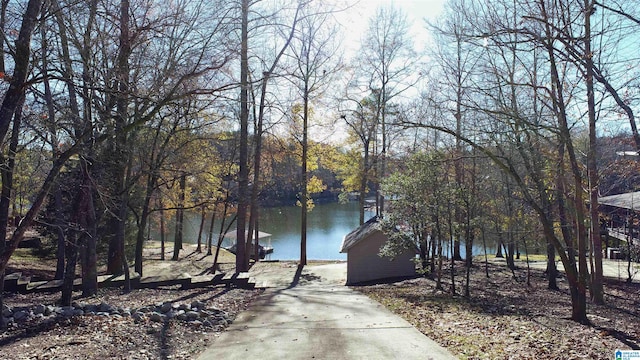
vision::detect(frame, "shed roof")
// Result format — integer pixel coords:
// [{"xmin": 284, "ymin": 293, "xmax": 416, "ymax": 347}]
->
[
  {"xmin": 339, "ymin": 216, "xmax": 380, "ymax": 253},
  {"xmin": 598, "ymin": 191, "xmax": 640, "ymax": 211}
]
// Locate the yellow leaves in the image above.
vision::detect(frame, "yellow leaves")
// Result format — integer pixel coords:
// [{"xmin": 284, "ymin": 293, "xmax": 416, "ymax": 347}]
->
[
  {"xmin": 307, "ymin": 175, "xmax": 326, "ymax": 194},
  {"xmin": 296, "ymin": 176, "xmax": 327, "ymax": 212}
]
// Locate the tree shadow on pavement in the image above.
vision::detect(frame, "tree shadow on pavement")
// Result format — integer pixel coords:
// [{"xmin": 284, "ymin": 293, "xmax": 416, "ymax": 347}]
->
[{"xmin": 286, "ymin": 264, "xmax": 304, "ymax": 289}]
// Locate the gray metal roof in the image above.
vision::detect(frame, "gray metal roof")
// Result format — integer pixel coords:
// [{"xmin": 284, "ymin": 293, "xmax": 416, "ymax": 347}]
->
[
  {"xmin": 339, "ymin": 216, "xmax": 380, "ymax": 253},
  {"xmin": 598, "ymin": 191, "xmax": 640, "ymax": 211}
]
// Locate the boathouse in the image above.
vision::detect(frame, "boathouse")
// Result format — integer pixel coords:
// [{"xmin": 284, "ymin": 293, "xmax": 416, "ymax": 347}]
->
[
  {"xmin": 340, "ymin": 217, "xmax": 416, "ymax": 285},
  {"xmin": 598, "ymin": 191, "xmax": 640, "ymax": 258}
]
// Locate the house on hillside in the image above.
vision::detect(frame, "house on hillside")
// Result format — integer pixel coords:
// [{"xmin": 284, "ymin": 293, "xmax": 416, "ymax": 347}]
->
[
  {"xmin": 598, "ymin": 191, "xmax": 640, "ymax": 258},
  {"xmin": 340, "ymin": 217, "xmax": 416, "ymax": 285}
]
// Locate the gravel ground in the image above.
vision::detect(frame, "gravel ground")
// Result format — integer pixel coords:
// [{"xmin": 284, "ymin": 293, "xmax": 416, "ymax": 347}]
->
[
  {"xmin": 1, "ymin": 243, "xmax": 262, "ymax": 359},
  {"xmin": 1, "ymin": 286, "xmax": 261, "ymax": 359}
]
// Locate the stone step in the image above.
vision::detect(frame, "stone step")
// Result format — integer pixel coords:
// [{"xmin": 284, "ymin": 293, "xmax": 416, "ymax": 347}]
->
[
  {"xmin": 245, "ymin": 277, "xmax": 256, "ymax": 290},
  {"xmin": 26, "ymin": 278, "xmax": 82, "ymax": 293},
  {"xmin": 253, "ymin": 279, "xmax": 269, "ymax": 289},
  {"xmin": 17, "ymin": 275, "xmax": 31, "ymax": 293},
  {"xmin": 221, "ymin": 272, "xmax": 234, "ymax": 284},
  {"xmin": 25, "ymin": 280, "xmax": 49, "ymax": 292},
  {"xmin": 4, "ymin": 272, "xmax": 22, "ymax": 292},
  {"xmin": 220, "ymin": 272, "xmax": 255, "ymax": 289},
  {"xmin": 140, "ymin": 272, "xmax": 191, "ymax": 289},
  {"xmin": 235, "ymin": 272, "xmax": 250, "ymax": 280},
  {"xmin": 183, "ymin": 274, "xmax": 218, "ymax": 289},
  {"xmin": 98, "ymin": 272, "xmax": 141, "ymax": 288},
  {"xmin": 5, "ymin": 269, "xmax": 258, "ymax": 294},
  {"xmin": 211, "ymin": 272, "xmax": 225, "ymax": 285}
]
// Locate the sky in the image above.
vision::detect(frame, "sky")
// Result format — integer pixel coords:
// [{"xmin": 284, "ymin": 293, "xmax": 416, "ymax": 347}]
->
[
  {"xmin": 309, "ymin": 0, "xmax": 448, "ymax": 144},
  {"xmin": 332, "ymin": 0, "xmax": 447, "ymax": 56}
]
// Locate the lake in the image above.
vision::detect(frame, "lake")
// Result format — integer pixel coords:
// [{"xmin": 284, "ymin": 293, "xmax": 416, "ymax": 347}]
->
[
  {"xmin": 152, "ymin": 201, "xmax": 499, "ymax": 260},
  {"xmin": 257, "ymin": 201, "xmax": 376, "ymax": 260},
  {"xmin": 153, "ymin": 201, "xmax": 373, "ymax": 260}
]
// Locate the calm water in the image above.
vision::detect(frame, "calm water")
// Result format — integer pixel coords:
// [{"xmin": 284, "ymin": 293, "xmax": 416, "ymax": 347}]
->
[
  {"xmin": 257, "ymin": 202, "xmax": 376, "ymax": 260},
  {"xmin": 152, "ymin": 202, "xmax": 374, "ymax": 260},
  {"xmin": 151, "ymin": 201, "xmax": 500, "ymax": 260}
]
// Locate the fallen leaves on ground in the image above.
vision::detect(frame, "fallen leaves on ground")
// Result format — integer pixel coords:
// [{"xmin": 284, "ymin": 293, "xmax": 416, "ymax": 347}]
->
[{"xmin": 356, "ymin": 261, "xmax": 639, "ymax": 360}]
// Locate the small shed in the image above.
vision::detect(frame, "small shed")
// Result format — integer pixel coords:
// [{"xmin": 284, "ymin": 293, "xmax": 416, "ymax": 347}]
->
[{"xmin": 339, "ymin": 217, "xmax": 416, "ymax": 285}]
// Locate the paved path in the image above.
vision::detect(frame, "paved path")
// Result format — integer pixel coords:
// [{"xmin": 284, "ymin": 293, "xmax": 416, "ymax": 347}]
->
[{"xmin": 197, "ymin": 262, "xmax": 456, "ymax": 360}]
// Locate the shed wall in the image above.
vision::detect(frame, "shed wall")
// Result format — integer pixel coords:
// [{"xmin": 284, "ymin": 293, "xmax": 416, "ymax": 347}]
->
[{"xmin": 346, "ymin": 230, "xmax": 416, "ymax": 284}]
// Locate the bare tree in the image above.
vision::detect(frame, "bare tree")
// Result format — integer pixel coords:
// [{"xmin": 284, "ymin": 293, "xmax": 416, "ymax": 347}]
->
[
  {"xmin": 357, "ymin": 4, "xmax": 416, "ymax": 218},
  {"xmin": 246, "ymin": 1, "xmax": 305, "ymax": 268},
  {"xmin": 236, "ymin": 0, "xmax": 250, "ymax": 273},
  {"xmin": 0, "ymin": 0, "xmax": 44, "ymax": 326},
  {"xmin": 427, "ymin": 0, "xmax": 481, "ymax": 261},
  {"xmin": 287, "ymin": 3, "xmax": 342, "ymax": 266}
]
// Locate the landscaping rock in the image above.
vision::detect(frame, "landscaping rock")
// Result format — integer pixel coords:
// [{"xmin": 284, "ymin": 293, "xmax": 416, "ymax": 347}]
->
[
  {"xmin": 191, "ymin": 301, "xmax": 206, "ymax": 310},
  {"xmin": 0, "ymin": 298, "xmax": 236, "ymax": 331},
  {"xmin": 159, "ymin": 302, "xmax": 172, "ymax": 313},
  {"xmin": 33, "ymin": 304, "xmax": 46, "ymax": 315},
  {"xmin": 185, "ymin": 311, "xmax": 199, "ymax": 321},
  {"xmin": 13, "ymin": 310, "xmax": 29, "ymax": 322},
  {"xmin": 149, "ymin": 312, "xmax": 165, "ymax": 322}
]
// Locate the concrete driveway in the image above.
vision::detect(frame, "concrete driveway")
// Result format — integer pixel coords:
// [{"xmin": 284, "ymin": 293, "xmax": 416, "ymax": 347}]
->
[{"xmin": 197, "ymin": 262, "xmax": 456, "ymax": 360}]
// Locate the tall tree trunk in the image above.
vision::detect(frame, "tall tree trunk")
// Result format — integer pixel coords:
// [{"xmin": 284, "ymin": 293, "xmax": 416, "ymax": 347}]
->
[
  {"xmin": 435, "ymin": 217, "xmax": 444, "ymax": 290},
  {"xmin": 546, "ymin": 231, "xmax": 559, "ymax": 290},
  {"xmin": 159, "ymin": 197, "xmax": 166, "ymax": 260},
  {"xmin": 134, "ymin": 173, "xmax": 157, "ymax": 276},
  {"xmin": 207, "ymin": 204, "xmax": 217, "ymax": 256},
  {"xmin": 213, "ymin": 199, "xmax": 231, "ymax": 272},
  {"xmin": 452, "ymin": 28, "xmax": 464, "ymax": 262},
  {"xmin": 0, "ymin": 0, "xmax": 42, "ymax": 285},
  {"xmin": 61, "ymin": 233, "xmax": 78, "ymax": 306},
  {"xmin": 197, "ymin": 205, "xmax": 206, "ymax": 253},
  {"xmin": 54, "ymin": 189, "xmax": 65, "ymax": 280},
  {"xmin": 79, "ymin": 162, "xmax": 97, "ymax": 297},
  {"xmin": 0, "ymin": 0, "xmax": 8, "ymax": 73},
  {"xmin": 0, "ymin": 95, "xmax": 23, "ymax": 327},
  {"xmin": 359, "ymin": 140, "xmax": 370, "ymax": 225},
  {"xmin": 378, "ymin": 87, "xmax": 387, "ymax": 218},
  {"xmin": 0, "ymin": 0, "xmax": 42, "ymax": 142},
  {"xmin": 173, "ymin": 172, "xmax": 186, "ymax": 260},
  {"xmin": 540, "ymin": 0, "xmax": 588, "ymax": 322},
  {"xmin": 448, "ymin": 203, "xmax": 456, "ymax": 295},
  {"xmin": 300, "ymin": 84, "xmax": 309, "ymax": 266},
  {"xmin": 52, "ymin": 0, "xmax": 99, "ymax": 291},
  {"xmin": 248, "ymin": 10, "xmax": 299, "ymax": 263},
  {"xmin": 63, "ymin": 163, "xmax": 96, "ymax": 302},
  {"xmin": 108, "ymin": 0, "xmax": 132, "ymax": 275},
  {"xmin": 235, "ymin": 0, "xmax": 249, "ymax": 273},
  {"xmin": 584, "ymin": 0, "xmax": 604, "ymax": 305},
  {"xmin": 41, "ymin": 18, "xmax": 65, "ymax": 280}
]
